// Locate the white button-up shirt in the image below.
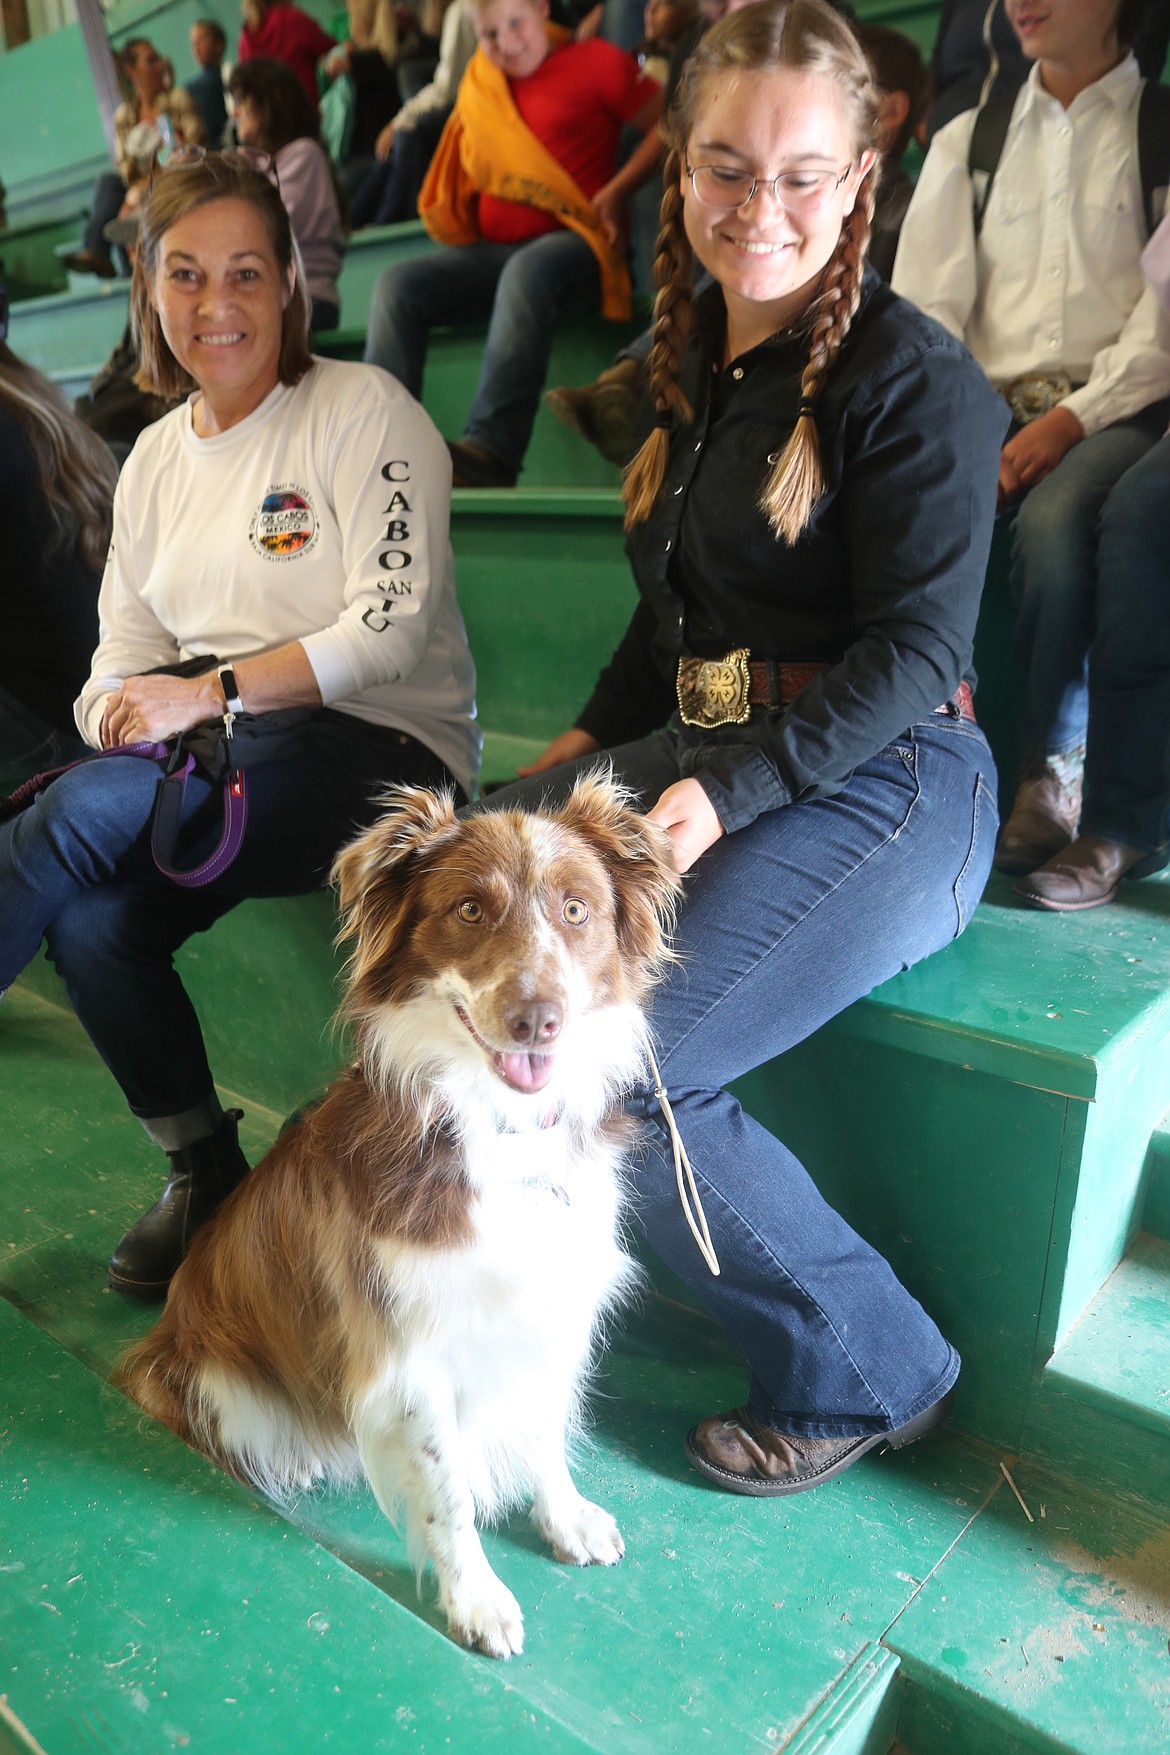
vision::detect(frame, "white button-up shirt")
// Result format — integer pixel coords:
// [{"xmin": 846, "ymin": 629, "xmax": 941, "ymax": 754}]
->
[{"xmin": 892, "ymin": 55, "xmax": 1170, "ymax": 436}]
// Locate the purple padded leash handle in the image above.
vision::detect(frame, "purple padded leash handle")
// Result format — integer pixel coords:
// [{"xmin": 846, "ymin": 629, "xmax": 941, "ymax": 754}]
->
[
  {"xmin": 4, "ymin": 738, "xmax": 248, "ymax": 889},
  {"xmin": 150, "ymin": 751, "xmax": 249, "ymax": 888}
]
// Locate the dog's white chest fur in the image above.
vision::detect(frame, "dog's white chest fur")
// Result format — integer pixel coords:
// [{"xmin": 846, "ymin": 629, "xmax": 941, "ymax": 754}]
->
[{"xmin": 372, "ymin": 1121, "xmax": 635, "ymax": 1410}]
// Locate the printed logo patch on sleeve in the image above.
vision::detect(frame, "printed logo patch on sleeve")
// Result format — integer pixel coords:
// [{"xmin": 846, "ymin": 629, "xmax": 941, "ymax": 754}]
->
[{"xmin": 249, "ymin": 485, "xmax": 319, "ymax": 560}]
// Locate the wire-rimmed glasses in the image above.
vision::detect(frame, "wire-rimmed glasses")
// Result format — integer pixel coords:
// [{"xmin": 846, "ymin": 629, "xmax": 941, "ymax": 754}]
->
[{"xmin": 685, "ymin": 162, "xmax": 851, "ymax": 213}]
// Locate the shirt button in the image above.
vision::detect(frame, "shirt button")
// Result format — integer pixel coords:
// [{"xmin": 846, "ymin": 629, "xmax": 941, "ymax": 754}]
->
[
  {"xmin": 665, "ymin": 539, "xmax": 672, "ymax": 552},
  {"xmin": 731, "ymin": 367, "xmax": 744, "ymax": 380},
  {"xmin": 674, "ymin": 484, "xmax": 683, "ymax": 494},
  {"xmin": 694, "ymin": 441, "xmax": 702, "ymax": 452}
]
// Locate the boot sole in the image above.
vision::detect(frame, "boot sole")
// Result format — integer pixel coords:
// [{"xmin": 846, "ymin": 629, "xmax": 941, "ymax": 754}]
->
[{"xmin": 684, "ymin": 1391, "xmax": 954, "ymax": 1498}]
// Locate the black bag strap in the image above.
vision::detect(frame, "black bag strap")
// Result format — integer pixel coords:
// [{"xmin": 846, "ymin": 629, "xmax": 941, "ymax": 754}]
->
[
  {"xmin": 968, "ymin": 74, "xmax": 1025, "ymax": 236},
  {"xmin": 970, "ymin": 74, "xmax": 1170, "ymax": 239},
  {"xmin": 1137, "ymin": 80, "xmax": 1170, "ymax": 236}
]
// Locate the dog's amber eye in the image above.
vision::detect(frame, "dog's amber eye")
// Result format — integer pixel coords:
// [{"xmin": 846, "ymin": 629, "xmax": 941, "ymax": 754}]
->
[
  {"xmin": 457, "ymin": 899, "xmax": 484, "ymax": 924},
  {"xmin": 562, "ymin": 899, "xmax": 589, "ymax": 926}
]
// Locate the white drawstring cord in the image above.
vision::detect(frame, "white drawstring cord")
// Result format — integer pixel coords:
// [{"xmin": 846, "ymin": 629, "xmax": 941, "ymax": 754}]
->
[{"xmin": 647, "ymin": 1046, "xmax": 721, "ymax": 1277}]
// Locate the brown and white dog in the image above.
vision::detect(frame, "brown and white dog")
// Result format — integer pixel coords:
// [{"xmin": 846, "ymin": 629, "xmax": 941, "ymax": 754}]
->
[{"xmin": 116, "ymin": 775, "xmax": 679, "ymax": 1658}]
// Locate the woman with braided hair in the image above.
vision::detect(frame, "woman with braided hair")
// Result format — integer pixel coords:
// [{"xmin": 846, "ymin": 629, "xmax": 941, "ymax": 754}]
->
[{"xmin": 487, "ymin": 0, "xmax": 1008, "ymax": 1494}]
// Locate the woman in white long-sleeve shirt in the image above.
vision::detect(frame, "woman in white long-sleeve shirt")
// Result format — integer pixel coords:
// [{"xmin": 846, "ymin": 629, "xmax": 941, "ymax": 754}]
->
[
  {"xmin": 0, "ymin": 152, "xmax": 478, "ymax": 1298},
  {"xmin": 892, "ymin": 0, "xmax": 1170, "ymax": 910}
]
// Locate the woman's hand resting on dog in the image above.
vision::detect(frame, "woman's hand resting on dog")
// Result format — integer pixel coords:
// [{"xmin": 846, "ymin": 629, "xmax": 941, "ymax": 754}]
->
[{"xmin": 646, "ymin": 778, "xmax": 725, "ymax": 874}]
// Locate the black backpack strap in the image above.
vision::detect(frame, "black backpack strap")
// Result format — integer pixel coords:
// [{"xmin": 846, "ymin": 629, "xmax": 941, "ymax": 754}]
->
[
  {"xmin": 1137, "ymin": 80, "xmax": 1170, "ymax": 236},
  {"xmin": 968, "ymin": 75, "xmax": 1026, "ymax": 236}
]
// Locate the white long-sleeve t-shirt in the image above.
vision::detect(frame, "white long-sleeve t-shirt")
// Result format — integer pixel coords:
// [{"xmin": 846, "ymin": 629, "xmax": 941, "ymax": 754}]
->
[
  {"xmin": 892, "ymin": 55, "xmax": 1170, "ymax": 436},
  {"xmin": 77, "ymin": 357, "xmax": 481, "ymax": 796}
]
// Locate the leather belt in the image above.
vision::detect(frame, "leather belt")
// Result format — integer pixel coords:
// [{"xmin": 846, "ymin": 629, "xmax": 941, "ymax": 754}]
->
[{"xmin": 676, "ymin": 650, "xmax": 977, "ymax": 730}]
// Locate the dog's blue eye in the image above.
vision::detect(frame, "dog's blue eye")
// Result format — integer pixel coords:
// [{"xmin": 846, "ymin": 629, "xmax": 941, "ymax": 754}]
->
[
  {"xmin": 563, "ymin": 899, "xmax": 589, "ymax": 926},
  {"xmin": 457, "ymin": 899, "xmax": 484, "ymax": 923}
]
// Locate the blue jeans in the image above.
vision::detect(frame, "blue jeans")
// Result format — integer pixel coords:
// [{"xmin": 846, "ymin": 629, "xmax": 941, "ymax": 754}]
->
[
  {"xmin": 482, "ymin": 711, "xmax": 997, "ymax": 1435},
  {"xmin": 363, "ymin": 231, "xmax": 601, "ymax": 472},
  {"xmin": 1010, "ymin": 405, "xmax": 1170, "ymax": 848},
  {"xmin": 0, "ymin": 711, "xmax": 460, "ymax": 1139},
  {"xmin": 0, "ymin": 686, "xmax": 88, "ymax": 794}
]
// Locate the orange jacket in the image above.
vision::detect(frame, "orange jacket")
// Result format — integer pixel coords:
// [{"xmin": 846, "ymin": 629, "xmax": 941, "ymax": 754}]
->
[{"xmin": 418, "ymin": 31, "xmax": 632, "ymax": 321}]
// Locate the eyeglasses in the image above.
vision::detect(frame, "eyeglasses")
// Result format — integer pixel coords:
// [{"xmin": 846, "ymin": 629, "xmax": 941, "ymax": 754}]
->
[
  {"xmin": 685, "ymin": 162, "xmax": 851, "ymax": 214},
  {"xmin": 148, "ymin": 144, "xmax": 277, "ymax": 195}
]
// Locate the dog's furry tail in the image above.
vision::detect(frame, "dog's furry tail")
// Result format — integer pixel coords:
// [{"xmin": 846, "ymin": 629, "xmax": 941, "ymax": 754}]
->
[{"xmin": 116, "ymin": 1326, "xmax": 205, "ymax": 1449}]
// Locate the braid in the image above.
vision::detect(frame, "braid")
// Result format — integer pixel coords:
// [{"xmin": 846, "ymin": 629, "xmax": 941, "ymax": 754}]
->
[
  {"xmin": 760, "ymin": 167, "xmax": 876, "ymax": 544},
  {"xmin": 622, "ymin": 146, "xmax": 695, "ymax": 531}
]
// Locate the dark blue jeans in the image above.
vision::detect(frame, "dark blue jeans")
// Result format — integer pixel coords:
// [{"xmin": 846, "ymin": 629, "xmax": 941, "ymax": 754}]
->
[
  {"xmin": 483, "ymin": 711, "xmax": 997, "ymax": 1435},
  {"xmin": 0, "ymin": 710, "xmax": 459, "ymax": 1137},
  {"xmin": 1010, "ymin": 407, "xmax": 1170, "ymax": 850},
  {"xmin": 363, "ymin": 231, "xmax": 601, "ymax": 472}
]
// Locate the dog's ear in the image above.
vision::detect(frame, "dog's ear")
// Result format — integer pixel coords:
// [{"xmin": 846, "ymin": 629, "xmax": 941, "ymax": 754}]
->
[
  {"xmin": 332, "ymin": 785, "xmax": 460, "ymax": 953},
  {"xmin": 556, "ymin": 770, "xmax": 681, "ymax": 978}
]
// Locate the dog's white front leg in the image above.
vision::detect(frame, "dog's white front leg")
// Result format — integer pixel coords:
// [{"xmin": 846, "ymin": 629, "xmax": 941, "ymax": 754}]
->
[
  {"xmin": 358, "ymin": 1412, "xmax": 525, "ymax": 1659},
  {"xmin": 530, "ymin": 1436, "xmax": 625, "ymax": 1568}
]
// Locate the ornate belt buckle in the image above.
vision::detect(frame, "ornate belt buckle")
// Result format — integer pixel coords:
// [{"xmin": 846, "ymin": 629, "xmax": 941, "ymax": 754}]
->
[
  {"xmin": 1002, "ymin": 371, "xmax": 1073, "ymax": 426},
  {"xmin": 676, "ymin": 648, "xmax": 752, "ymax": 728}
]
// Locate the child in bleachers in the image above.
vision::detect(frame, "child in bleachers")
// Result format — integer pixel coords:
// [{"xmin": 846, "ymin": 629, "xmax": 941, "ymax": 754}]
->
[
  {"xmin": 186, "ymin": 19, "xmax": 229, "ymax": 144},
  {"xmin": 348, "ymin": 0, "xmax": 478, "ymax": 228},
  {"xmin": 635, "ymin": 0, "xmax": 700, "ymax": 85},
  {"xmin": 362, "ymin": 0, "xmax": 662, "ymax": 486},
  {"xmin": 893, "ymin": 0, "xmax": 1170, "ymax": 909},
  {"xmin": 64, "ymin": 39, "xmax": 206, "ymax": 279},
  {"xmin": 229, "ymin": 56, "xmax": 346, "ymax": 332}
]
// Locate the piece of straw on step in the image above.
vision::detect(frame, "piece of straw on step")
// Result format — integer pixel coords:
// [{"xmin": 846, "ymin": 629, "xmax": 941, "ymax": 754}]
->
[{"xmin": 999, "ymin": 1460, "xmax": 1035, "ymax": 1523}]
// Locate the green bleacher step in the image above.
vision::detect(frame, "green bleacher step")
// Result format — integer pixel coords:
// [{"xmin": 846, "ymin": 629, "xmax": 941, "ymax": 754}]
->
[
  {"xmin": 882, "ymin": 1454, "xmax": 1170, "ymax": 1755},
  {"xmin": 1139, "ymin": 1107, "xmax": 1170, "ymax": 1240},
  {"xmin": 1022, "ymin": 1234, "xmax": 1170, "ymax": 1513},
  {"xmin": 0, "ymin": 1296, "xmax": 603, "ymax": 1755}
]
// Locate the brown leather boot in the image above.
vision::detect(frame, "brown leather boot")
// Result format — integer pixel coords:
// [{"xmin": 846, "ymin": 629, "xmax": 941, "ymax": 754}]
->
[
  {"xmin": 993, "ymin": 763, "xmax": 1083, "ymax": 874},
  {"xmin": 1012, "ymin": 835, "xmax": 1149, "ymax": 911},
  {"xmin": 544, "ymin": 357, "xmax": 646, "ymax": 464},
  {"xmin": 684, "ymin": 1392, "xmax": 953, "ymax": 1497}
]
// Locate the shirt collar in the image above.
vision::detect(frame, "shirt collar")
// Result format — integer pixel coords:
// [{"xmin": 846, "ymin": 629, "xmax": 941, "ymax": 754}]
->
[
  {"xmin": 1020, "ymin": 50, "xmax": 1140, "ymax": 119},
  {"xmin": 691, "ymin": 266, "xmax": 881, "ymax": 372}
]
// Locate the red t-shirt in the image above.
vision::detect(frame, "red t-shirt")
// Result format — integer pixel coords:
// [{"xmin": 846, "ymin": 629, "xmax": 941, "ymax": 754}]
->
[
  {"xmin": 477, "ymin": 39, "xmax": 658, "ymax": 245},
  {"xmin": 238, "ymin": 4, "xmax": 336, "ymax": 112}
]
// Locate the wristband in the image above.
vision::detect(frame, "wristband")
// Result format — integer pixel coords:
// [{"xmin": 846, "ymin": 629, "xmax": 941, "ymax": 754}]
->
[{"xmin": 217, "ymin": 663, "xmax": 244, "ymax": 716}]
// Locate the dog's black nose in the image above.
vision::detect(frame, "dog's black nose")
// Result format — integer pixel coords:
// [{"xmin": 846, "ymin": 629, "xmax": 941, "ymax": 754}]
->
[{"xmin": 505, "ymin": 999, "xmax": 563, "ymax": 1046}]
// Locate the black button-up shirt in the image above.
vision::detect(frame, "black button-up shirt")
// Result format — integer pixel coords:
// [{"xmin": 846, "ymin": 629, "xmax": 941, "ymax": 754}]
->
[{"xmin": 575, "ymin": 271, "xmax": 1009, "ymax": 832}]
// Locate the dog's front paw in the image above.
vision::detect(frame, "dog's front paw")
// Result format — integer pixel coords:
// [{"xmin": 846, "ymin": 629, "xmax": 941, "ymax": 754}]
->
[
  {"xmin": 536, "ymin": 1498, "xmax": 625, "ymax": 1567},
  {"xmin": 444, "ymin": 1569, "xmax": 525, "ymax": 1659}
]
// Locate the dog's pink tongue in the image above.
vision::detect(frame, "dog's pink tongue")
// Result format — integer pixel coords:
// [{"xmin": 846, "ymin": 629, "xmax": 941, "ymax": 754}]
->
[{"xmin": 499, "ymin": 1050, "xmax": 556, "ymax": 1094}]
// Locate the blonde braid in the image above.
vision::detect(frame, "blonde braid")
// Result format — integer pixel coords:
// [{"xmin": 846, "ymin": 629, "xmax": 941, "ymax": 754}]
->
[
  {"xmin": 760, "ymin": 166, "xmax": 876, "ymax": 544},
  {"xmin": 622, "ymin": 147, "xmax": 696, "ymax": 531}
]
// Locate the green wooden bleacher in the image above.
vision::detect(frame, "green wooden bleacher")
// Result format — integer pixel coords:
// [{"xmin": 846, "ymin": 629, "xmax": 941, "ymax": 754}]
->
[{"xmin": 4, "ymin": 3, "xmax": 1170, "ymax": 1751}]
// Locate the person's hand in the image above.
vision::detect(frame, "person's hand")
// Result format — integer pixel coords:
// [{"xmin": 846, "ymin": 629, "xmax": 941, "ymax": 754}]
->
[
  {"xmin": 325, "ymin": 42, "xmax": 353, "ymax": 77},
  {"xmin": 516, "ymin": 727, "xmax": 601, "ymax": 778},
  {"xmin": 591, "ymin": 180, "xmax": 626, "ymax": 248},
  {"xmin": 997, "ymin": 405, "xmax": 1084, "ymax": 508},
  {"xmin": 646, "ymin": 777, "xmax": 725, "ymax": 874},
  {"xmin": 374, "ymin": 118, "xmax": 397, "ymax": 159},
  {"xmin": 576, "ymin": 3, "xmax": 603, "ymax": 37},
  {"xmin": 99, "ymin": 672, "xmax": 223, "ymax": 749}
]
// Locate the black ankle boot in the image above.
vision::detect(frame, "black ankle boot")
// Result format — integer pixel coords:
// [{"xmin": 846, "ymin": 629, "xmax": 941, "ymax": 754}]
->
[{"xmin": 108, "ymin": 1109, "xmax": 250, "ymax": 1300}]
